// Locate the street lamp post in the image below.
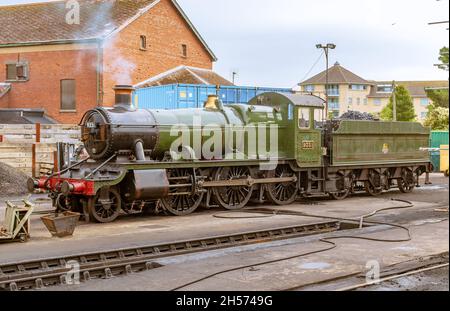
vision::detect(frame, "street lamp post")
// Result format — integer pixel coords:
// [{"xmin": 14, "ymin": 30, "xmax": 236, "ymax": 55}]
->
[
  {"xmin": 392, "ymin": 80, "xmax": 397, "ymax": 121},
  {"xmin": 316, "ymin": 44, "xmax": 336, "ymax": 119}
]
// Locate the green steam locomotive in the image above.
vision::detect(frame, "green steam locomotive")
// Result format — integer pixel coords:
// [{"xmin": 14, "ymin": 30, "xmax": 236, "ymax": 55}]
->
[{"xmin": 29, "ymin": 85, "xmax": 432, "ymax": 223}]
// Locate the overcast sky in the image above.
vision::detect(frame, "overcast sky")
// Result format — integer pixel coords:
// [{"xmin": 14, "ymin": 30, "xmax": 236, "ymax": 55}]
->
[{"xmin": 1, "ymin": 0, "xmax": 449, "ymax": 87}]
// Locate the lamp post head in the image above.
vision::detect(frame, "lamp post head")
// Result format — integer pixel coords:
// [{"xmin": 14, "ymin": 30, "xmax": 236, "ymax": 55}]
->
[
  {"xmin": 327, "ymin": 43, "xmax": 336, "ymax": 49},
  {"xmin": 316, "ymin": 44, "xmax": 324, "ymax": 49}
]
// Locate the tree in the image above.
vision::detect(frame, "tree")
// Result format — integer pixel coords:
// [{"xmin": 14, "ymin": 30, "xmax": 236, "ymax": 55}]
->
[
  {"xmin": 438, "ymin": 46, "xmax": 449, "ymax": 71},
  {"xmin": 424, "ymin": 104, "xmax": 449, "ymax": 130},
  {"xmin": 380, "ymin": 85, "xmax": 416, "ymax": 121},
  {"xmin": 425, "ymin": 47, "xmax": 450, "ymax": 127},
  {"xmin": 426, "ymin": 89, "xmax": 449, "ymax": 108}
]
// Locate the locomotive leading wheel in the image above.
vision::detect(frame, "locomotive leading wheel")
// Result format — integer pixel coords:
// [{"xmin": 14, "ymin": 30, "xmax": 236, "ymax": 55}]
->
[
  {"xmin": 213, "ymin": 166, "xmax": 254, "ymax": 210},
  {"xmin": 160, "ymin": 168, "xmax": 204, "ymax": 216},
  {"xmin": 88, "ymin": 187, "xmax": 122, "ymax": 223},
  {"xmin": 398, "ymin": 169, "xmax": 416, "ymax": 193},
  {"xmin": 265, "ymin": 165, "xmax": 298, "ymax": 205}
]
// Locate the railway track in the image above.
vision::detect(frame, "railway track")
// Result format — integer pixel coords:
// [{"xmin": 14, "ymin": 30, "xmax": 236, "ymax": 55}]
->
[
  {"xmin": 284, "ymin": 253, "xmax": 449, "ymax": 291},
  {"xmin": 337, "ymin": 263, "xmax": 449, "ymax": 291},
  {"xmin": 0, "ymin": 220, "xmax": 340, "ymax": 291}
]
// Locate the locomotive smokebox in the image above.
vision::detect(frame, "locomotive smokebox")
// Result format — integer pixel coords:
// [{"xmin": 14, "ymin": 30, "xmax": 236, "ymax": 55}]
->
[
  {"xmin": 80, "ymin": 85, "xmax": 159, "ymax": 160},
  {"xmin": 114, "ymin": 85, "xmax": 135, "ymax": 109}
]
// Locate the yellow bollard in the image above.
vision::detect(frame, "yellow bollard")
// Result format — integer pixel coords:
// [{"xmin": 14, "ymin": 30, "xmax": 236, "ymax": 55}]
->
[{"xmin": 440, "ymin": 145, "xmax": 449, "ymax": 177}]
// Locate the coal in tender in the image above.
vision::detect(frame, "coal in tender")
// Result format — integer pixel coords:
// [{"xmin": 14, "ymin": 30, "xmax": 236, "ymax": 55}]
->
[{"xmin": 339, "ymin": 111, "xmax": 375, "ymax": 121}]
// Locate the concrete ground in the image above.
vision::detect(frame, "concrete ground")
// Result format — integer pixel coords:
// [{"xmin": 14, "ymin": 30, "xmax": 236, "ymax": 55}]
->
[{"xmin": 0, "ymin": 173, "xmax": 448, "ymax": 291}]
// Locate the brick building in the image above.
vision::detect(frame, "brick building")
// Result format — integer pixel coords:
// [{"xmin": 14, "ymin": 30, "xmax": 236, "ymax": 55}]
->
[{"xmin": 0, "ymin": 0, "xmax": 217, "ymax": 123}]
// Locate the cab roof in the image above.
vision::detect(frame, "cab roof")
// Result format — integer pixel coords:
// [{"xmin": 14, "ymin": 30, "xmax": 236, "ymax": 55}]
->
[{"xmin": 251, "ymin": 92, "xmax": 325, "ymax": 108}]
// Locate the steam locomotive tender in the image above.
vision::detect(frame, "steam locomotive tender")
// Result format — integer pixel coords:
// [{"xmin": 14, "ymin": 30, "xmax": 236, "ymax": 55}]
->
[{"xmin": 29, "ymin": 85, "xmax": 432, "ymax": 223}]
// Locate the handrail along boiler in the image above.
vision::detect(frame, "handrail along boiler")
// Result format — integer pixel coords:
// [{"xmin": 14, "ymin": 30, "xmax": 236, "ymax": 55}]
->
[{"xmin": 29, "ymin": 85, "xmax": 432, "ymax": 223}]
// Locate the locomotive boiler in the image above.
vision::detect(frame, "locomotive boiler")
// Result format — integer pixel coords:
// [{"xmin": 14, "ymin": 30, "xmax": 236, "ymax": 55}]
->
[{"xmin": 29, "ymin": 85, "xmax": 432, "ymax": 223}]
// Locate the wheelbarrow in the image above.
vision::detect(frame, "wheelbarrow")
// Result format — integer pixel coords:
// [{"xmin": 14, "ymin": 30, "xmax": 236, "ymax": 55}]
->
[{"xmin": 0, "ymin": 200, "xmax": 35, "ymax": 243}]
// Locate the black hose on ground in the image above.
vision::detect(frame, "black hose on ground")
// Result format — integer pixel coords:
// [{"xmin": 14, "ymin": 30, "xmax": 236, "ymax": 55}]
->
[{"xmin": 170, "ymin": 199, "xmax": 417, "ymax": 291}]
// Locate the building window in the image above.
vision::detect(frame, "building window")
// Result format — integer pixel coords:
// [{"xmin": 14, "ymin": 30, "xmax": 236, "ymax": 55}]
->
[
  {"xmin": 326, "ymin": 85, "xmax": 339, "ymax": 96},
  {"xmin": 304, "ymin": 85, "xmax": 315, "ymax": 92},
  {"xmin": 421, "ymin": 112, "xmax": 428, "ymax": 119},
  {"xmin": 363, "ymin": 98, "xmax": 368, "ymax": 105},
  {"xmin": 329, "ymin": 98, "xmax": 340, "ymax": 110},
  {"xmin": 350, "ymin": 84, "xmax": 366, "ymax": 91},
  {"xmin": 357, "ymin": 98, "xmax": 361, "ymax": 105},
  {"xmin": 374, "ymin": 98, "xmax": 382, "ymax": 106},
  {"xmin": 6, "ymin": 62, "xmax": 29, "ymax": 81},
  {"xmin": 421, "ymin": 98, "xmax": 429, "ymax": 106},
  {"xmin": 181, "ymin": 44, "xmax": 188, "ymax": 57},
  {"xmin": 140, "ymin": 35, "xmax": 147, "ymax": 50},
  {"xmin": 348, "ymin": 97, "xmax": 353, "ymax": 105},
  {"xmin": 377, "ymin": 85, "xmax": 393, "ymax": 93},
  {"xmin": 60, "ymin": 79, "xmax": 76, "ymax": 111}
]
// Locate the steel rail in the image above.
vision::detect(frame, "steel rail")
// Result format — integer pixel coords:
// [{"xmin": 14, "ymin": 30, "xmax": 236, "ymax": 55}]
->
[
  {"xmin": 336, "ymin": 263, "xmax": 449, "ymax": 291},
  {"xmin": 0, "ymin": 221, "xmax": 340, "ymax": 291}
]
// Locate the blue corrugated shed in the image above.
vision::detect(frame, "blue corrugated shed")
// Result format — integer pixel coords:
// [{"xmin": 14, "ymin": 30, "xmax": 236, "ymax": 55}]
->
[{"xmin": 133, "ymin": 84, "xmax": 292, "ymax": 109}]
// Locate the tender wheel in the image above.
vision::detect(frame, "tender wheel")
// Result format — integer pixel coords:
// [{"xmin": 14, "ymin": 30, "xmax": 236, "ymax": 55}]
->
[
  {"xmin": 265, "ymin": 165, "xmax": 298, "ymax": 205},
  {"xmin": 160, "ymin": 168, "xmax": 204, "ymax": 216},
  {"xmin": 398, "ymin": 169, "xmax": 416, "ymax": 193},
  {"xmin": 365, "ymin": 170, "xmax": 383, "ymax": 196},
  {"xmin": 88, "ymin": 187, "xmax": 122, "ymax": 223},
  {"xmin": 330, "ymin": 189, "xmax": 350, "ymax": 200},
  {"xmin": 213, "ymin": 166, "xmax": 254, "ymax": 210},
  {"xmin": 330, "ymin": 175, "xmax": 351, "ymax": 200}
]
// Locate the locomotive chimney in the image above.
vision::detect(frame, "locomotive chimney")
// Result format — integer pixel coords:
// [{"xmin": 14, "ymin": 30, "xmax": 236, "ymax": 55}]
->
[{"xmin": 114, "ymin": 85, "xmax": 135, "ymax": 109}]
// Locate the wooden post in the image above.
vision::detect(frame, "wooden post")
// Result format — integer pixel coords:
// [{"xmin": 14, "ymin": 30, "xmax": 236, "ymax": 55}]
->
[
  {"xmin": 53, "ymin": 150, "xmax": 59, "ymax": 174},
  {"xmin": 35, "ymin": 123, "xmax": 41, "ymax": 143},
  {"xmin": 32, "ymin": 143, "xmax": 36, "ymax": 178}
]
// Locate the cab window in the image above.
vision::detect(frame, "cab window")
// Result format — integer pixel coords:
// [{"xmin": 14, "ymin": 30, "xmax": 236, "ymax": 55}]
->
[
  {"xmin": 298, "ymin": 108, "xmax": 310, "ymax": 129},
  {"xmin": 314, "ymin": 109, "xmax": 324, "ymax": 129}
]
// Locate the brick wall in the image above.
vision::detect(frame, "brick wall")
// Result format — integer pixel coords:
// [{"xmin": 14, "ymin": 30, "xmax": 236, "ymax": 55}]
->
[
  {"xmin": 101, "ymin": 0, "xmax": 214, "ymax": 105},
  {"xmin": 0, "ymin": 46, "xmax": 98, "ymax": 124}
]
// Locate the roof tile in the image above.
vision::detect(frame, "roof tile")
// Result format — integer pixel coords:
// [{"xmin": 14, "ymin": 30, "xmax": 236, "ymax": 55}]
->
[
  {"xmin": 0, "ymin": 0, "xmax": 159, "ymax": 45},
  {"xmin": 300, "ymin": 62, "xmax": 370, "ymax": 85}
]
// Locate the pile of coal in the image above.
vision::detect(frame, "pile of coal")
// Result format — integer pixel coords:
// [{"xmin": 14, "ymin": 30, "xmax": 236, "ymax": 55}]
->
[
  {"xmin": 339, "ymin": 111, "xmax": 375, "ymax": 121},
  {"xmin": 0, "ymin": 162, "xmax": 29, "ymax": 197}
]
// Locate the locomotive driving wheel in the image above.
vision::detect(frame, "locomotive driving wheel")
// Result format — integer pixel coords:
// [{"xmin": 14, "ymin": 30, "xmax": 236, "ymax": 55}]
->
[
  {"xmin": 398, "ymin": 168, "xmax": 415, "ymax": 193},
  {"xmin": 265, "ymin": 165, "xmax": 298, "ymax": 205},
  {"xmin": 365, "ymin": 170, "xmax": 383, "ymax": 196},
  {"xmin": 213, "ymin": 166, "xmax": 254, "ymax": 210},
  {"xmin": 160, "ymin": 168, "xmax": 204, "ymax": 216},
  {"xmin": 88, "ymin": 187, "xmax": 122, "ymax": 223}
]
